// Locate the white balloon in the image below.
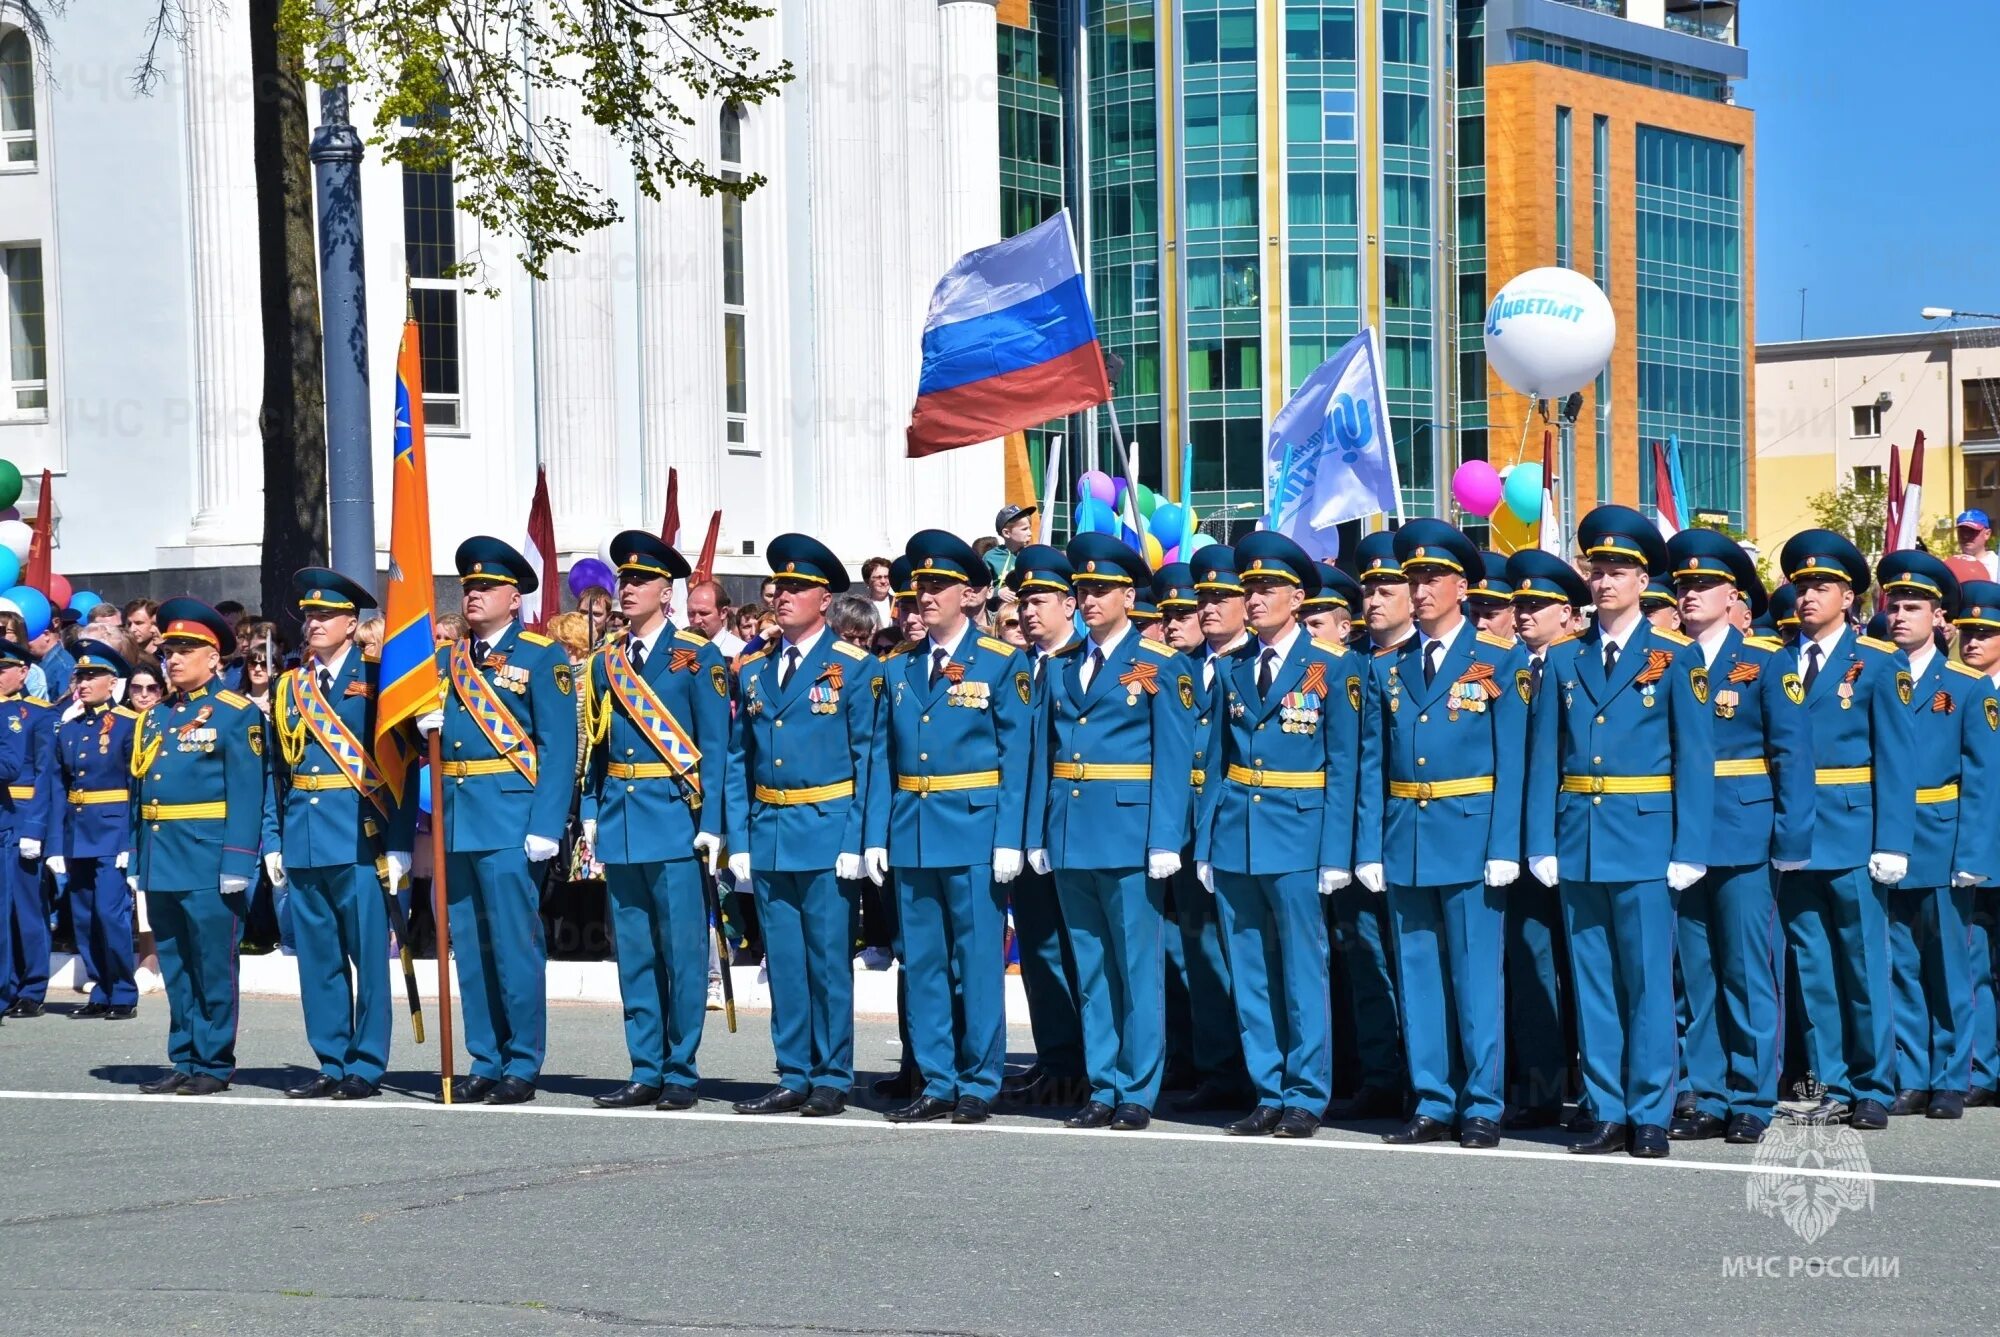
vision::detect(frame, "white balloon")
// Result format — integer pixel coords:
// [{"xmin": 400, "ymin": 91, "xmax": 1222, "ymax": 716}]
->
[
  {"xmin": 598, "ymin": 536, "xmax": 617, "ymax": 568},
  {"xmin": 1484, "ymin": 267, "xmax": 1616, "ymax": 400},
  {"xmin": 0, "ymin": 520, "xmax": 30, "ymax": 563},
  {"xmin": 0, "ymin": 598, "xmax": 16, "ymax": 618}
]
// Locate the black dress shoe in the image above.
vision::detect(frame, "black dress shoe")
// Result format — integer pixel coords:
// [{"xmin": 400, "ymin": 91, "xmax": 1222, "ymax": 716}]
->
[
  {"xmin": 1672, "ymin": 1092, "xmax": 1697, "ymax": 1118},
  {"xmin": 1109, "ymin": 1102, "xmax": 1151, "ymax": 1131},
  {"xmin": 286, "ymin": 1074, "xmax": 341, "ymax": 1100},
  {"xmin": 1228, "ymin": 1106, "xmax": 1283, "ymax": 1136},
  {"xmin": 72, "ymin": 1002, "xmax": 110, "ymax": 1019},
  {"xmin": 1174, "ymin": 1080, "xmax": 1249, "ymax": 1114},
  {"xmin": 139, "ymin": 1071, "xmax": 188, "ymax": 1095},
  {"xmin": 1848, "ymin": 1098, "xmax": 1889, "ymax": 1130},
  {"xmin": 885, "ymin": 1094, "xmax": 954, "ymax": 1123},
  {"xmin": 331, "ymin": 1077, "xmax": 379, "ymax": 1101},
  {"xmin": 1334, "ymin": 1085, "xmax": 1403, "ymax": 1119},
  {"xmin": 1965, "ymin": 1086, "xmax": 1997, "ymax": 1108},
  {"xmin": 593, "ymin": 1081, "xmax": 664, "ymax": 1109},
  {"xmin": 485, "ymin": 1076, "xmax": 536, "ymax": 1106},
  {"xmin": 1382, "ymin": 1114, "xmax": 1451, "ymax": 1145},
  {"xmin": 1502, "ymin": 1106, "xmax": 1561, "ymax": 1130},
  {"xmin": 655, "ymin": 1084, "xmax": 699, "ymax": 1111},
  {"xmin": 1926, "ymin": 1090, "xmax": 1965, "ymax": 1120},
  {"xmin": 1888, "ymin": 1088, "xmax": 1930, "ymax": 1117},
  {"xmin": 734, "ymin": 1085, "xmax": 810, "ymax": 1115},
  {"xmin": 1568, "ymin": 1120, "xmax": 1629, "ymax": 1154},
  {"xmin": 5, "ymin": 999, "xmax": 43, "ymax": 1018},
  {"xmin": 103, "ymin": 1005, "xmax": 137, "ymax": 1020},
  {"xmin": 1459, "ymin": 1117, "xmax": 1500, "ymax": 1150},
  {"xmin": 1669, "ymin": 1110, "xmax": 1727, "ymax": 1141},
  {"xmin": 1630, "ymin": 1124, "xmax": 1669, "ymax": 1158},
  {"xmin": 800, "ymin": 1086, "xmax": 848, "ymax": 1117},
  {"xmin": 177, "ymin": 1073, "xmax": 229, "ymax": 1096},
  {"xmin": 1065, "ymin": 1101, "xmax": 1115, "ymax": 1129},
  {"xmin": 454, "ymin": 1076, "xmax": 498, "ymax": 1104},
  {"xmin": 871, "ymin": 1069, "xmax": 920, "ymax": 1101},
  {"xmin": 1724, "ymin": 1113, "xmax": 1768, "ymax": 1145},
  {"xmin": 1273, "ymin": 1107, "xmax": 1320, "ymax": 1139},
  {"xmin": 951, "ymin": 1096, "xmax": 992, "ymax": 1124}
]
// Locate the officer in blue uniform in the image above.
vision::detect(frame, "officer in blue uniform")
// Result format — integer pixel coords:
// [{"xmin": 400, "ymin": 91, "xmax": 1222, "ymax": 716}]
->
[
  {"xmin": 1525, "ymin": 507, "xmax": 1714, "ymax": 1157},
  {"xmin": 1875, "ymin": 551, "xmax": 2000, "ymax": 1121},
  {"xmin": 1951, "ymin": 581, "xmax": 2000, "ymax": 1107},
  {"xmin": 1301, "ymin": 565, "xmax": 1363, "ymax": 647},
  {"xmin": 417, "ymin": 538, "xmax": 579, "ymax": 1105},
  {"xmin": 1641, "ymin": 579, "xmax": 1681, "ymax": 629},
  {"xmin": 1025, "ymin": 533, "xmax": 1196, "ymax": 1131},
  {"xmin": 130, "ymin": 600, "xmax": 267, "ymax": 1094},
  {"xmin": 1195, "ymin": 532, "xmax": 1359, "ymax": 1139},
  {"xmin": 881, "ymin": 529, "xmax": 1031, "ymax": 1124},
  {"xmin": 724, "ymin": 534, "xmax": 887, "ymax": 1117},
  {"xmin": 1774, "ymin": 530, "xmax": 1915, "ymax": 1129},
  {"xmin": 0, "ymin": 635, "xmax": 54, "ymax": 1018},
  {"xmin": 1765, "ymin": 583, "xmax": 1801, "ymax": 644},
  {"xmin": 1355, "ymin": 521, "xmax": 1528, "ymax": 1149},
  {"xmin": 48, "ymin": 642, "xmax": 143, "ymax": 1019},
  {"xmin": 577, "ymin": 531, "xmax": 726, "ymax": 1111},
  {"xmin": 266, "ymin": 568, "xmax": 416, "ymax": 1100},
  {"xmin": 1466, "ymin": 555, "xmax": 1518, "ymax": 642},
  {"xmin": 1663, "ymin": 530, "xmax": 1814, "ymax": 1145}
]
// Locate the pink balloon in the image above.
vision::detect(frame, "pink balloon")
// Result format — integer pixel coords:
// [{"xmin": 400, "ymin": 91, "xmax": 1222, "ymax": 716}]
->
[
  {"xmin": 46, "ymin": 573, "xmax": 71, "ymax": 606},
  {"xmin": 1077, "ymin": 470, "xmax": 1117, "ymax": 505},
  {"xmin": 1161, "ymin": 545, "xmax": 1180, "ymax": 566},
  {"xmin": 1451, "ymin": 460, "xmax": 1505, "ymax": 518}
]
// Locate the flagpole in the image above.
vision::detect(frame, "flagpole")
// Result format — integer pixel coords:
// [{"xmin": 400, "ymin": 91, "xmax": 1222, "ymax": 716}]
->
[
  {"xmin": 1037, "ymin": 436, "xmax": 1064, "ymax": 546},
  {"xmin": 430, "ymin": 732, "xmax": 454, "ymax": 1102}
]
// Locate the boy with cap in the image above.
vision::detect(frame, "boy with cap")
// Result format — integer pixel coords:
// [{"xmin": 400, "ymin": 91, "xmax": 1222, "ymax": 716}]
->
[{"xmin": 48, "ymin": 642, "xmax": 143, "ymax": 1019}]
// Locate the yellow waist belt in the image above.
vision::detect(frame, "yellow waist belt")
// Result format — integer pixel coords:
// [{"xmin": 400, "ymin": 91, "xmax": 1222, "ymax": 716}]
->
[
  {"xmin": 606, "ymin": 761, "xmax": 685, "ymax": 780},
  {"xmin": 1815, "ymin": 766, "xmax": 1872, "ymax": 786},
  {"xmin": 1226, "ymin": 765, "xmax": 1326, "ymax": 790},
  {"xmin": 754, "ymin": 780, "xmax": 855, "ymax": 806},
  {"xmin": 1916, "ymin": 784, "xmax": 1960, "ymax": 805},
  {"xmin": 67, "ymin": 788, "xmax": 129, "ymax": 806},
  {"xmin": 6, "ymin": 785, "xmax": 31, "ymax": 801},
  {"xmin": 897, "ymin": 770, "xmax": 1000, "ymax": 794},
  {"xmin": 287, "ymin": 773, "xmax": 356, "ymax": 792},
  {"xmin": 140, "ymin": 801, "xmax": 226, "ymax": 821},
  {"xmin": 1051, "ymin": 762, "xmax": 1153, "ymax": 782},
  {"xmin": 1560, "ymin": 774, "xmax": 1672, "ymax": 795},
  {"xmin": 441, "ymin": 758, "xmax": 518, "ymax": 778},
  {"xmin": 1713, "ymin": 758, "xmax": 1769, "ymax": 778},
  {"xmin": 1388, "ymin": 776, "xmax": 1495, "ymax": 801}
]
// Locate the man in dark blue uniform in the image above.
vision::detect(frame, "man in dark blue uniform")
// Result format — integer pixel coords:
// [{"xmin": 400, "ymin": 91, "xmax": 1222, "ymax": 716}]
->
[
  {"xmin": 1466, "ymin": 554, "xmax": 1517, "ymax": 642},
  {"xmin": 1952, "ymin": 581, "xmax": 2000, "ymax": 1107},
  {"xmin": 48, "ymin": 643, "xmax": 141, "ymax": 1019},
  {"xmin": 0, "ymin": 634, "xmax": 54, "ymax": 1018}
]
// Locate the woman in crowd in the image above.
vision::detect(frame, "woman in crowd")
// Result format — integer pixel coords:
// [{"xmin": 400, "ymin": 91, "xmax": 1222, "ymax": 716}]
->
[{"xmin": 433, "ymin": 612, "xmax": 469, "ymax": 647}]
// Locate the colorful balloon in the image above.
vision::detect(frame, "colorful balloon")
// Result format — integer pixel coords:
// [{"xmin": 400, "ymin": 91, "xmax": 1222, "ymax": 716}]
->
[
  {"xmin": 1150, "ymin": 503, "xmax": 1186, "ymax": 542},
  {"xmin": 1077, "ymin": 470, "xmax": 1116, "ymax": 505},
  {"xmin": 1074, "ymin": 498, "xmax": 1117, "ymax": 535},
  {"xmin": 0, "ymin": 519, "xmax": 30, "ymax": 563},
  {"xmin": 1502, "ymin": 463, "xmax": 1544, "ymax": 523},
  {"xmin": 1485, "ymin": 267, "xmax": 1616, "ymax": 399},
  {"xmin": 1134, "ymin": 484, "xmax": 1160, "ymax": 519},
  {"xmin": 1160, "ymin": 545, "xmax": 1180, "ymax": 566},
  {"xmin": 1141, "ymin": 532, "xmax": 1165, "ymax": 570},
  {"xmin": 4, "ymin": 585, "xmax": 51, "ymax": 638},
  {"xmin": 566, "ymin": 558, "xmax": 615, "ymax": 598},
  {"xmin": 45, "ymin": 573, "xmax": 71, "ymax": 607},
  {"xmin": 1488, "ymin": 504, "xmax": 1537, "ymax": 556},
  {"xmin": 1451, "ymin": 460, "xmax": 1504, "ymax": 518},
  {"xmin": 0, "ymin": 461, "xmax": 20, "ymax": 512},
  {"xmin": 1185, "ymin": 532, "xmax": 1216, "ymax": 555},
  {"xmin": 68, "ymin": 590, "xmax": 102, "ymax": 615},
  {"xmin": 0, "ymin": 549, "xmax": 18, "ymax": 592}
]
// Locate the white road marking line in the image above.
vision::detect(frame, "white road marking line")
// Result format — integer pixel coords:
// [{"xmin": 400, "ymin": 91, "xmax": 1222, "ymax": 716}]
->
[{"xmin": 3, "ymin": 1088, "xmax": 1996, "ymax": 1191}]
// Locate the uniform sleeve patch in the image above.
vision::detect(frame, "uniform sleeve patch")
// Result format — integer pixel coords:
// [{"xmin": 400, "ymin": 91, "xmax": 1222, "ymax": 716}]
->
[{"xmin": 554, "ymin": 664, "xmax": 573, "ymax": 696}]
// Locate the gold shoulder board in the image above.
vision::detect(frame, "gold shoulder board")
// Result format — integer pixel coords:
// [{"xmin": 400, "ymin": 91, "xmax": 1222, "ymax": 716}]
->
[{"xmin": 831, "ymin": 640, "xmax": 867, "ymax": 661}]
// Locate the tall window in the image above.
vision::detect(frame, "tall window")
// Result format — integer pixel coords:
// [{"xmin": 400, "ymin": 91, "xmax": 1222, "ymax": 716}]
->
[
  {"xmin": 0, "ymin": 27, "xmax": 32, "ymax": 169},
  {"xmin": 721, "ymin": 102, "xmax": 750, "ymax": 455},
  {"xmin": 401, "ymin": 105, "xmax": 463, "ymax": 431},
  {"xmin": 1, "ymin": 244, "xmax": 45, "ymax": 415}
]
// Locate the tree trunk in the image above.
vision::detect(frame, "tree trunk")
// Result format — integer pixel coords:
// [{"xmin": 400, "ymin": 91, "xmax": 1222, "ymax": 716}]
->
[{"xmin": 250, "ymin": 0, "xmax": 327, "ymax": 633}]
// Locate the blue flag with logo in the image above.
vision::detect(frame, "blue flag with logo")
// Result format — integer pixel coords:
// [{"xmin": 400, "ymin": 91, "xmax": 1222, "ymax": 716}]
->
[{"xmin": 1264, "ymin": 328, "xmax": 1401, "ymax": 558}]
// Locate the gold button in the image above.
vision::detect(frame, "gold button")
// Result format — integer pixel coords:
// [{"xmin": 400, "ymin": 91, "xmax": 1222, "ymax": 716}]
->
[
  {"xmin": 775, "ymin": 759, "xmax": 783, "ymax": 767},
  {"xmin": 1072, "ymin": 789, "xmax": 1081, "ymax": 798},
  {"xmin": 1419, "ymin": 713, "xmax": 1428, "ymax": 723},
  {"xmin": 455, "ymin": 778, "xmax": 464, "ymax": 785},
  {"xmin": 1418, "ymin": 799, "xmax": 1428, "ymax": 808},
  {"xmin": 1257, "ymin": 723, "xmax": 1265, "ymax": 731},
  {"xmin": 309, "ymin": 797, "xmax": 318, "ymax": 806},
  {"xmin": 454, "ymin": 740, "xmax": 463, "ymax": 750},
  {"xmin": 1417, "ymin": 757, "xmax": 1426, "ymax": 766},
  {"xmin": 1079, "ymin": 716, "xmax": 1088, "ymax": 724},
  {"xmin": 1596, "ymin": 715, "xmax": 1606, "ymax": 725},
  {"xmin": 627, "ymin": 785, "xmax": 635, "ymax": 792},
  {"xmin": 922, "ymin": 714, "xmax": 930, "ymax": 723},
  {"xmin": 309, "ymin": 765, "xmax": 320, "ymax": 774},
  {"xmin": 1592, "ymin": 756, "xmax": 1602, "ymax": 765},
  {"xmin": 1072, "ymin": 753, "xmax": 1081, "ymax": 761},
  {"xmin": 626, "ymin": 747, "xmax": 634, "ymax": 756},
  {"xmin": 1592, "ymin": 796, "xmax": 1602, "ymax": 805},
  {"xmin": 775, "ymin": 720, "xmax": 783, "ymax": 728},
  {"xmin": 920, "ymin": 753, "xmax": 928, "ymax": 762},
  {"xmin": 1252, "ymin": 794, "xmax": 1262, "ymax": 803},
  {"xmin": 151, "ymin": 823, "xmax": 160, "ymax": 832}
]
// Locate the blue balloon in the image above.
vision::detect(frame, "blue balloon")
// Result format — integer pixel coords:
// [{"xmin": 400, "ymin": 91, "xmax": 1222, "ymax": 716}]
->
[
  {"xmin": 1185, "ymin": 532, "xmax": 1217, "ymax": 555},
  {"xmin": 1150, "ymin": 503, "xmax": 1186, "ymax": 542},
  {"xmin": 68, "ymin": 590, "xmax": 102, "ymax": 615},
  {"xmin": 0, "ymin": 550, "xmax": 19, "ymax": 592},
  {"xmin": 1074, "ymin": 498, "xmax": 1116, "ymax": 535},
  {"xmin": 4, "ymin": 585, "xmax": 50, "ymax": 639}
]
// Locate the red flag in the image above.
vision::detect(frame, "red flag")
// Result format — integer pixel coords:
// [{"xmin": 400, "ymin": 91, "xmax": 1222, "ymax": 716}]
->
[
  {"xmin": 1896, "ymin": 430, "xmax": 1926, "ymax": 552},
  {"xmin": 1537, "ymin": 428, "xmax": 1561, "ymax": 555},
  {"xmin": 1884, "ymin": 445, "xmax": 1903, "ymax": 554},
  {"xmin": 660, "ymin": 467, "xmax": 681, "ymax": 547},
  {"xmin": 521, "ymin": 466, "xmax": 557, "ymax": 632},
  {"xmin": 1649, "ymin": 443, "xmax": 1681, "ymax": 539},
  {"xmin": 692, "ymin": 510, "xmax": 722, "ymax": 585},
  {"xmin": 22, "ymin": 470, "xmax": 52, "ymax": 592}
]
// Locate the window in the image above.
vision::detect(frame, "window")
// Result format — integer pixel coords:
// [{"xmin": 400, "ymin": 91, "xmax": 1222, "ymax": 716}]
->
[
  {"xmin": 1458, "ymin": 115, "xmax": 1484, "ymax": 170},
  {"xmin": 1288, "ymin": 254, "xmax": 1357, "ymax": 308},
  {"xmin": 1965, "ymin": 379, "xmax": 2000, "ymax": 442},
  {"xmin": 1132, "ymin": 261, "xmax": 1158, "ymax": 315},
  {"xmin": 1218, "ymin": 10, "xmax": 1256, "ymax": 62},
  {"xmin": 1383, "ymin": 256, "xmax": 1430, "ymax": 309},
  {"xmin": 1381, "ymin": 10, "xmax": 1428, "ymax": 65},
  {"xmin": 1184, "ymin": 14, "xmax": 1218, "ymax": 64},
  {"xmin": 720, "ymin": 103, "xmax": 750, "ymax": 453},
  {"xmin": 1383, "ymin": 92, "xmax": 1428, "ymax": 148},
  {"xmin": 1286, "ymin": 6, "xmax": 1357, "ymax": 61},
  {"xmin": 1382, "ymin": 174, "xmax": 1429, "ymax": 230},
  {"xmin": 0, "ymin": 27, "xmax": 32, "ymax": 168},
  {"xmin": 1850, "ymin": 403, "xmax": 1882, "ymax": 439},
  {"xmin": 402, "ymin": 161, "xmax": 462, "ymax": 431},
  {"xmin": 1853, "ymin": 465, "xmax": 1883, "ymax": 490},
  {"xmin": 1219, "ymin": 93, "xmax": 1257, "ymax": 145},
  {"xmin": 1, "ymin": 244, "xmax": 46, "ymax": 414},
  {"xmin": 1322, "ymin": 90, "xmax": 1356, "ymax": 143}
]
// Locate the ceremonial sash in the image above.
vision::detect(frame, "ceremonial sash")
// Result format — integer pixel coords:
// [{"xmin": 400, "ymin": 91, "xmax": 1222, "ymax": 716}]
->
[
  {"xmin": 290, "ymin": 665, "xmax": 390, "ymax": 818},
  {"xmin": 601, "ymin": 640, "xmax": 702, "ymax": 796},
  {"xmin": 450, "ymin": 639, "xmax": 538, "ymax": 785}
]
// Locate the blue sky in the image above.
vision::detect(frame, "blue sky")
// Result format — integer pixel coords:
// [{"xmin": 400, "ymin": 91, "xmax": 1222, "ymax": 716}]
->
[{"xmin": 1744, "ymin": 2, "xmax": 2000, "ymax": 342}]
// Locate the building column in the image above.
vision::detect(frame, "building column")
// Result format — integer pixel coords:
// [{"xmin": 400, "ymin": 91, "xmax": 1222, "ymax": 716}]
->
[{"xmin": 184, "ymin": 8, "xmax": 263, "ymax": 544}]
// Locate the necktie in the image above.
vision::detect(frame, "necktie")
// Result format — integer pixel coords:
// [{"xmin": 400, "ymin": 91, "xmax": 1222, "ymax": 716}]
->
[
  {"xmin": 1257, "ymin": 647, "xmax": 1277, "ymax": 699},
  {"xmin": 472, "ymin": 639, "xmax": 490, "ymax": 665},
  {"xmin": 1530, "ymin": 654, "xmax": 1544, "ymax": 698},
  {"xmin": 316, "ymin": 666, "xmax": 332, "ymax": 699},
  {"xmin": 1087, "ymin": 648, "xmax": 1105, "ymax": 690},
  {"xmin": 930, "ymin": 647, "xmax": 949, "ymax": 687},
  {"xmin": 1603, "ymin": 641, "xmax": 1619, "ymax": 677},
  {"xmin": 780, "ymin": 646, "xmax": 800, "ymax": 689},
  {"xmin": 1804, "ymin": 642, "xmax": 1822, "ymax": 693},
  {"xmin": 1202, "ymin": 655, "xmax": 1215, "ymax": 691},
  {"xmin": 1423, "ymin": 639, "xmax": 1442, "ymax": 687},
  {"xmin": 629, "ymin": 639, "xmax": 646, "ymax": 673}
]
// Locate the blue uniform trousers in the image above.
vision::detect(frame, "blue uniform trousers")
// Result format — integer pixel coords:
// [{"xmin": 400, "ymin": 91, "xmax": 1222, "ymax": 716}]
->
[
  {"xmin": 1329, "ymin": 882, "xmax": 1402, "ymax": 1089},
  {"xmin": 1389, "ymin": 881, "xmax": 1505, "ymax": 1124},
  {"xmin": 68, "ymin": 858, "xmax": 136, "ymax": 1009},
  {"xmin": 605, "ymin": 859, "xmax": 708, "ymax": 1088},
  {"xmin": 445, "ymin": 849, "xmax": 548, "ymax": 1083},
  {"xmin": 1972, "ymin": 891, "xmax": 2000, "ymax": 1093},
  {"xmin": 3, "ymin": 849, "xmax": 48, "ymax": 1006},
  {"xmin": 1780, "ymin": 867, "xmax": 1894, "ymax": 1108},
  {"xmin": 1056, "ymin": 867, "xmax": 1166, "ymax": 1110},
  {"xmin": 1563, "ymin": 879, "xmax": 1676, "ymax": 1128},
  {"xmin": 1215, "ymin": 870, "xmax": 1332, "ymax": 1111},
  {"xmin": 1505, "ymin": 879, "xmax": 1570, "ymax": 1115},
  {"xmin": 756, "ymin": 869, "xmax": 857, "ymax": 1092},
  {"xmin": 150, "ymin": 890, "xmax": 240, "ymax": 1080},
  {"xmin": 1887, "ymin": 884, "xmax": 1974, "ymax": 1095},
  {"xmin": 1009, "ymin": 867, "xmax": 1085, "ymax": 1079},
  {"xmin": 288, "ymin": 865, "xmax": 391, "ymax": 1085},
  {"xmin": 1676, "ymin": 863, "xmax": 1782, "ymax": 1120},
  {"xmin": 1170, "ymin": 864, "xmax": 1247, "ymax": 1088},
  {"xmin": 899, "ymin": 865, "xmax": 1007, "ymax": 1103}
]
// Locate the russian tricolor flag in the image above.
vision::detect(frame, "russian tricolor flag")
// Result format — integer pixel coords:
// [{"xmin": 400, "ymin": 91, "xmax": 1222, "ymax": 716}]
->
[{"xmin": 907, "ymin": 209, "xmax": 1113, "ymax": 458}]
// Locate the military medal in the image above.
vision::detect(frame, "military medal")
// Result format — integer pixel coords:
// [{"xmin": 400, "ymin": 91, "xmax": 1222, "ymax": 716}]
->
[
  {"xmin": 1713, "ymin": 689, "xmax": 1738, "ymax": 719},
  {"xmin": 1837, "ymin": 682, "xmax": 1854, "ymax": 710}
]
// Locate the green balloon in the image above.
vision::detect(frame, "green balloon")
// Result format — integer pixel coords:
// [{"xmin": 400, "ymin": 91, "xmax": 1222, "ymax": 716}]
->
[
  {"xmin": 0, "ymin": 461, "xmax": 19, "ymax": 512},
  {"xmin": 1135, "ymin": 484, "xmax": 1159, "ymax": 518}
]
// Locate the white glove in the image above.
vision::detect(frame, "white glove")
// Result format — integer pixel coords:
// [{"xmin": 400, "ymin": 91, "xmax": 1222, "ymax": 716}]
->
[
  {"xmin": 1868, "ymin": 852, "xmax": 1908, "ymax": 886},
  {"xmin": 691, "ymin": 832, "xmax": 722, "ymax": 874},
  {"xmin": 263, "ymin": 850, "xmax": 287, "ymax": 888},
  {"xmin": 1529, "ymin": 855, "xmax": 1559, "ymax": 888},
  {"xmin": 1666, "ymin": 861, "xmax": 1706, "ymax": 893},
  {"xmin": 1355, "ymin": 863, "xmax": 1386, "ymax": 894},
  {"xmin": 1196, "ymin": 861, "xmax": 1215, "ymax": 894},
  {"xmin": 1147, "ymin": 849, "xmax": 1181, "ymax": 880},
  {"xmin": 45, "ymin": 855, "xmax": 65, "ymax": 877},
  {"xmin": 414, "ymin": 709, "xmax": 444, "ymax": 737},
  {"xmin": 1028, "ymin": 848, "xmax": 1052, "ymax": 876},
  {"xmin": 524, "ymin": 834, "xmax": 560, "ymax": 863},
  {"xmin": 219, "ymin": 874, "xmax": 250, "ymax": 895},
  {"xmin": 582, "ymin": 819, "xmax": 597, "ymax": 846},
  {"xmin": 1953, "ymin": 870, "xmax": 1986, "ymax": 888},
  {"xmin": 1318, "ymin": 867, "xmax": 1351, "ymax": 896},
  {"xmin": 115, "ymin": 851, "xmax": 128, "ymax": 870},
  {"xmin": 863, "ymin": 847, "xmax": 888, "ymax": 886},
  {"xmin": 1772, "ymin": 858, "xmax": 1808, "ymax": 872},
  {"xmin": 385, "ymin": 851, "xmax": 411, "ymax": 889},
  {"xmin": 835, "ymin": 852, "xmax": 862, "ymax": 880},
  {"xmin": 991, "ymin": 848, "xmax": 1023, "ymax": 884},
  {"xmin": 127, "ymin": 874, "xmax": 140, "ymax": 893},
  {"xmin": 729, "ymin": 853, "xmax": 751, "ymax": 884},
  {"xmin": 1484, "ymin": 859, "xmax": 1520, "ymax": 888},
  {"xmin": 19, "ymin": 837, "xmax": 39, "ymax": 861}
]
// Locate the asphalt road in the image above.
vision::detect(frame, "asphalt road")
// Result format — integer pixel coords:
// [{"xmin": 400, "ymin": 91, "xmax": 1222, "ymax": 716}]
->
[{"xmin": 3, "ymin": 994, "xmax": 1998, "ymax": 1335}]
